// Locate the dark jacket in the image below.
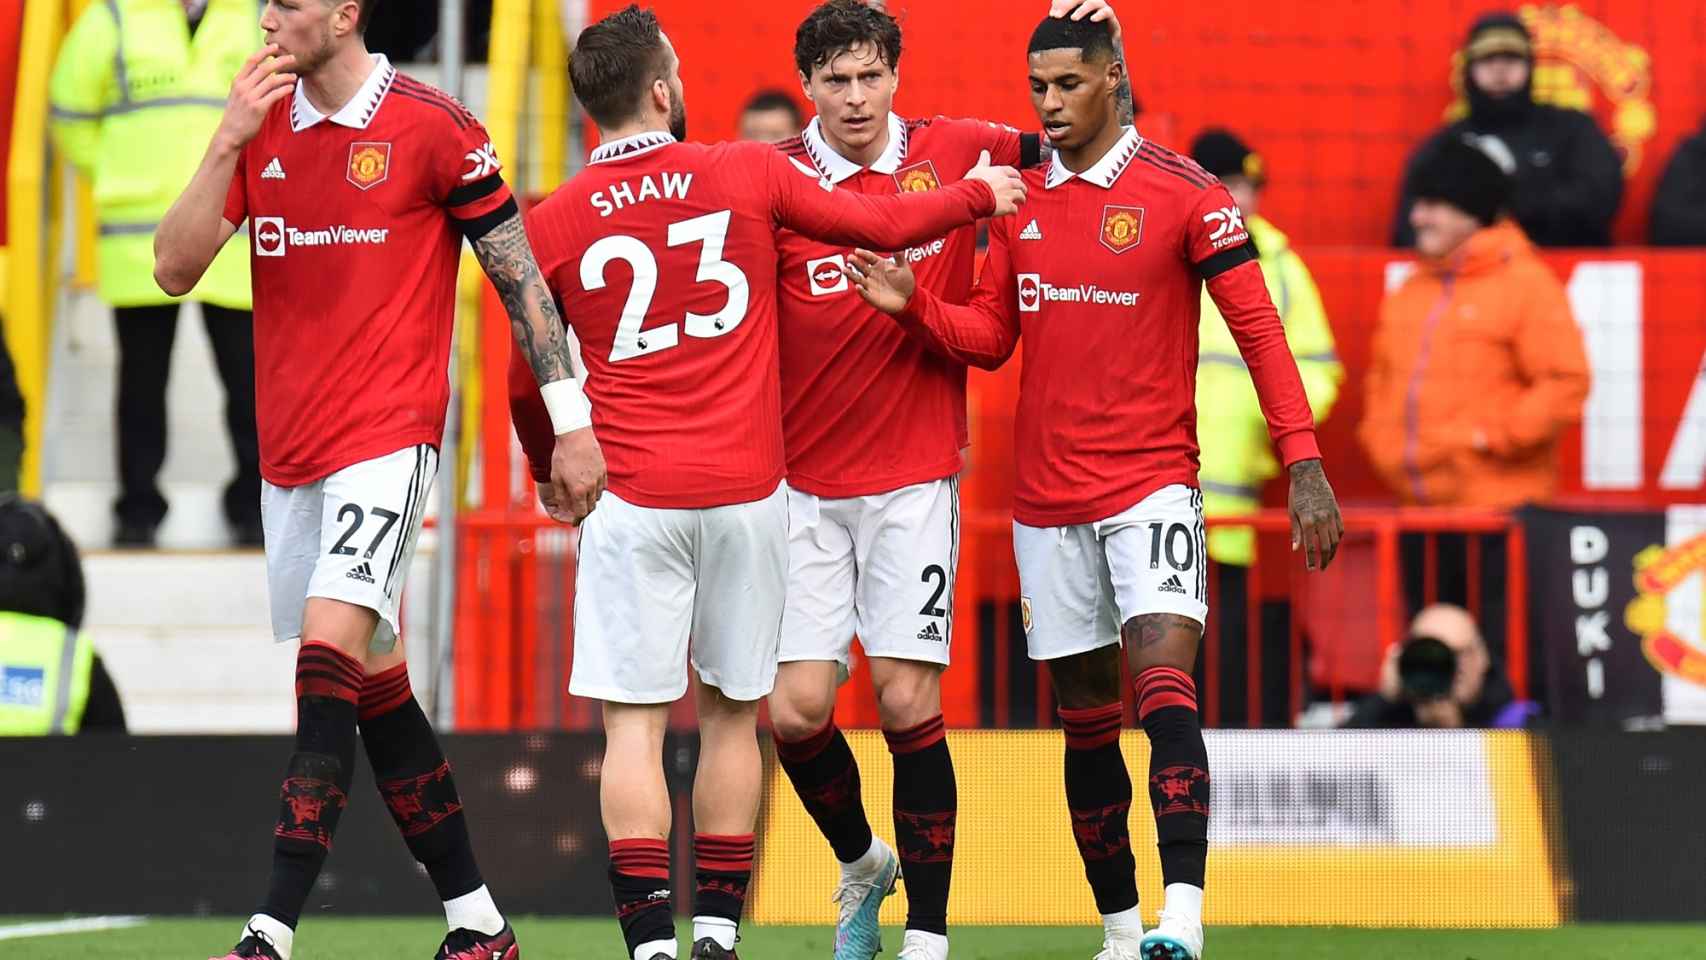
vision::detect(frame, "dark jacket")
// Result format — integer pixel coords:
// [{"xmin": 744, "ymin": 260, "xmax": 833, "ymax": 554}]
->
[
  {"xmin": 1649, "ymin": 120, "xmax": 1706, "ymax": 245},
  {"xmin": 1394, "ymin": 105, "xmax": 1624, "ymax": 248},
  {"xmin": 0, "ymin": 318, "xmax": 23, "ymax": 434},
  {"xmin": 1344, "ymin": 666, "xmax": 1520, "ymax": 729}
]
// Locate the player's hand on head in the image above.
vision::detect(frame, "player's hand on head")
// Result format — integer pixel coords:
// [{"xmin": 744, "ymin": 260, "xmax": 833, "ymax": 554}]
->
[
  {"xmin": 1287, "ymin": 458, "xmax": 1344, "ymax": 572},
  {"xmin": 844, "ymin": 249, "xmax": 916, "ymax": 316},
  {"xmin": 1050, "ymin": 0, "xmax": 1123, "ymax": 42},
  {"xmin": 221, "ymin": 44, "xmax": 297, "ymax": 148},
  {"xmin": 964, "ymin": 150, "xmax": 1027, "ymax": 218},
  {"xmin": 548, "ymin": 427, "xmax": 607, "ymax": 526}
]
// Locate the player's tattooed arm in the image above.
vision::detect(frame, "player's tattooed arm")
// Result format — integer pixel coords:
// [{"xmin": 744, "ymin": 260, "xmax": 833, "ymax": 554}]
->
[
  {"xmin": 471, "ymin": 213, "xmax": 576, "ymax": 386},
  {"xmin": 1050, "ymin": 0, "xmax": 1136, "ymax": 127}
]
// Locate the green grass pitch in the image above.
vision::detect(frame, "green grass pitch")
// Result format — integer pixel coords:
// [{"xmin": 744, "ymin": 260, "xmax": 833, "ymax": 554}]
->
[{"xmin": 6, "ymin": 917, "xmax": 1706, "ymax": 959}]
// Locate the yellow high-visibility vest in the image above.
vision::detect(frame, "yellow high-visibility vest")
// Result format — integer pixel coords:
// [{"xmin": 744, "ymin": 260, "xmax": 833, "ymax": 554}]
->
[
  {"xmin": 0, "ymin": 612, "xmax": 93, "ymax": 735},
  {"xmin": 1197, "ymin": 214, "xmax": 1343, "ymax": 566},
  {"xmin": 49, "ymin": 0, "xmax": 260, "ymax": 309}
]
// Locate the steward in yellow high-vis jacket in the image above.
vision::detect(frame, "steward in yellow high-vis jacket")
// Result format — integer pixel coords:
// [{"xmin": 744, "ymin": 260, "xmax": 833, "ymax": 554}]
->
[
  {"xmin": 1191, "ymin": 131, "xmax": 1343, "ymax": 568},
  {"xmin": 50, "ymin": 0, "xmax": 263, "ymax": 548},
  {"xmin": 0, "ymin": 496, "xmax": 125, "ymax": 735}
]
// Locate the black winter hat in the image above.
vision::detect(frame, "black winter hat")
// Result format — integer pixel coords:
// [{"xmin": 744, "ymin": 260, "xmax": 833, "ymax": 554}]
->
[
  {"xmin": 1190, "ymin": 129, "xmax": 1265, "ymax": 184},
  {"xmin": 1464, "ymin": 12, "xmax": 1532, "ymax": 62},
  {"xmin": 1411, "ymin": 136, "xmax": 1513, "ymax": 226},
  {"xmin": 0, "ymin": 496, "xmax": 85, "ymax": 628}
]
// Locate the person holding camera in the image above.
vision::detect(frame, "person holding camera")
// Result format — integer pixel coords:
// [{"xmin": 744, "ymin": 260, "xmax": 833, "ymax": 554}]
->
[{"xmin": 1344, "ymin": 603, "xmax": 1532, "ymax": 729}]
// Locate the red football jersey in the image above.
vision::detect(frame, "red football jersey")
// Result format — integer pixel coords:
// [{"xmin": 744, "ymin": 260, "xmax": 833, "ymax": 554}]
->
[
  {"xmin": 223, "ymin": 56, "xmax": 514, "ymax": 486},
  {"xmin": 508, "ymin": 132, "xmax": 997, "ymax": 510},
  {"xmin": 775, "ymin": 114, "xmax": 1036, "ymax": 498},
  {"xmin": 894, "ymin": 128, "xmax": 1321, "ymax": 527}
]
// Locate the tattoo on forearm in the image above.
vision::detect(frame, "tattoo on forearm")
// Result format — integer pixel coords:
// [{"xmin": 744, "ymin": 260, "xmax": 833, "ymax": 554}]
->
[{"xmin": 472, "ymin": 215, "xmax": 575, "ymax": 385}]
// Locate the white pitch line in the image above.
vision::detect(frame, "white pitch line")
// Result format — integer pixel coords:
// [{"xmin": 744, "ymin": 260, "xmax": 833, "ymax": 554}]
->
[{"xmin": 0, "ymin": 916, "xmax": 148, "ymax": 941}]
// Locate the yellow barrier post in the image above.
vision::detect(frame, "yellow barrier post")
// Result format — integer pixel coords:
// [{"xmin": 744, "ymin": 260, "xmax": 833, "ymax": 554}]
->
[
  {"xmin": 4, "ymin": 0, "xmax": 72, "ymax": 496},
  {"xmin": 67, "ymin": 0, "xmax": 95, "ymax": 289},
  {"xmin": 531, "ymin": 0, "xmax": 568, "ymax": 193}
]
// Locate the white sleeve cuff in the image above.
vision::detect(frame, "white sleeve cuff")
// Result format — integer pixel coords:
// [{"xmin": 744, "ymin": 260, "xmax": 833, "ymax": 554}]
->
[{"xmin": 540, "ymin": 378, "xmax": 592, "ymax": 435}]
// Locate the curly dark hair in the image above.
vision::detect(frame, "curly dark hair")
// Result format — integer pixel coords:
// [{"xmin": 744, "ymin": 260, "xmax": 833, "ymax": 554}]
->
[
  {"xmin": 794, "ymin": 0, "xmax": 902, "ymax": 77},
  {"xmin": 571, "ymin": 4, "xmax": 672, "ymax": 128}
]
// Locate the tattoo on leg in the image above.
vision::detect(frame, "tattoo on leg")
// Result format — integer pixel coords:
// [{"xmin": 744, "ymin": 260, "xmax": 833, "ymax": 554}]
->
[{"xmin": 1121, "ymin": 614, "xmax": 1202, "ymax": 667}]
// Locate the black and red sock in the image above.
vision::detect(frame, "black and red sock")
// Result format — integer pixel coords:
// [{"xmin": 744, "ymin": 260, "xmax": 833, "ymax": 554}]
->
[
  {"xmin": 693, "ymin": 833, "xmax": 755, "ymax": 935},
  {"xmin": 775, "ymin": 721, "xmax": 874, "ymax": 864},
  {"xmin": 1135, "ymin": 667, "xmax": 1210, "ymax": 888},
  {"xmin": 1059, "ymin": 702, "xmax": 1138, "ymax": 915},
  {"xmin": 357, "ymin": 664, "xmax": 484, "ymax": 902},
  {"xmin": 610, "ymin": 838, "xmax": 674, "ymax": 957},
  {"xmin": 261, "ymin": 641, "xmax": 363, "ymax": 928},
  {"xmin": 885, "ymin": 715, "xmax": 956, "ymax": 935}
]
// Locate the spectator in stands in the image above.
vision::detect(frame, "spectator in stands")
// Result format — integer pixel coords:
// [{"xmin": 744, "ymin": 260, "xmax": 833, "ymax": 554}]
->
[
  {"xmin": 737, "ymin": 88, "xmax": 805, "ymax": 143},
  {"xmin": 1362, "ymin": 136, "xmax": 1590, "ymax": 510},
  {"xmin": 1365, "ymin": 137, "xmax": 1589, "ymax": 681},
  {"xmin": 1392, "ymin": 12, "xmax": 1623, "ymax": 248},
  {"xmin": 50, "ymin": 0, "xmax": 262, "ymax": 549},
  {"xmin": 1191, "ymin": 129, "xmax": 1342, "ymax": 726},
  {"xmin": 1649, "ymin": 116, "xmax": 1706, "ymax": 245},
  {"xmin": 0, "ymin": 313, "xmax": 24, "ymax": 493},
  {"xmin": 1344, "ymin": 604, "xmax": 1531, "ymax": 729},
  {"xmin": 0, "ymin": 497, "xmax": 126, "ymax": 734}
]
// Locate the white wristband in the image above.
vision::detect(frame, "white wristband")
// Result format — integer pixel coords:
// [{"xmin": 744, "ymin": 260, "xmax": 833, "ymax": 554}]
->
[{"xmin": 540, "ymin": 378, "xmax": 592, "ymax": 435}]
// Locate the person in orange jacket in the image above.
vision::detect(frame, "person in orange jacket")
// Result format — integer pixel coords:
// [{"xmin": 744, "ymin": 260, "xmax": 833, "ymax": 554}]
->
[{"xmin": 1361, "ymin": 135, "xmax": 1590, "ymax": 509}]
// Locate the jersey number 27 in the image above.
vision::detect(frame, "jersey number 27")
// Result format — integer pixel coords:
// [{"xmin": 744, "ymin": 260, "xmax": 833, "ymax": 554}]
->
[{"xmin": 581, "ymin": 210, "xmax": 749, "ymax": 363}]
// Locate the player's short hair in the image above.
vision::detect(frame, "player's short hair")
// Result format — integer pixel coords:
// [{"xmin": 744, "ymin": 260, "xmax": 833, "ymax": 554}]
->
[
  {"xmin": 794, "ymin": 0, "xmax": 903, "ymax": 77},
  {"xmin": 571, "ymin": 4, "xmax": 672, "ymax": 129},
  {"xmin": 742, "ymin": 89, "xmax": 804, "ymax": 125},
  {"xmin": 1027, "ymin": 14, "xmax": 1116, "ymax": 63},
  {"xmin": 329, "ymin": 0, "xmax": 380, "ymax": 33}
]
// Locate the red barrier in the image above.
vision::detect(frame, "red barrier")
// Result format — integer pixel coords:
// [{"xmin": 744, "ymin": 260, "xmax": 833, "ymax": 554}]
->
[{"xmin": 453, "ymin": 505, "xmax": 1528, "ymax": 731}]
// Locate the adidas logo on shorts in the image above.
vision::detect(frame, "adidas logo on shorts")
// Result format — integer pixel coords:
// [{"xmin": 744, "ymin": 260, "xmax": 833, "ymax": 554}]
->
[
  {"xmin": 916, "ymin": 621, "xmax": 945, "ymax": 642},
  {"xmin": 1159, "ymin": 574, "xmax": 1187, "ymax": 595},
  {"xmin": 346, "ymin": 561, "xmax": 376, "ymax": 584}
]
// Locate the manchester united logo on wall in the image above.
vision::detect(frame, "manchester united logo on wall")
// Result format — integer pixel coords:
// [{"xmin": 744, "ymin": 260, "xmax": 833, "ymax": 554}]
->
[
  {"xmin": 347, "ymin": 142, "xmax": 392, "ymax": 190},
  {"xmin": 1447, "ymin": 4, "xmax": 1655, "ymax": 174},
  {"xmin": 1625, "ymin": 532, "xmax": 1706, "ymax": 686}
]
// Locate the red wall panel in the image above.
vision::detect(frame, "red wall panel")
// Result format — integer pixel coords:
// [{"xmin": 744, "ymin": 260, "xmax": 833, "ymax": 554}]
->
[{"xmin": 588, "ymin": 0, "xmax": 1706, "ymax": 247}]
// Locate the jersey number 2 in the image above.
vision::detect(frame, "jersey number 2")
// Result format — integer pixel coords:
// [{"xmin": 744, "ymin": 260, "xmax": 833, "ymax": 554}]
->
[{"xmin": 581, "ymin": 210, "xmax": 750, "ymax": 363}]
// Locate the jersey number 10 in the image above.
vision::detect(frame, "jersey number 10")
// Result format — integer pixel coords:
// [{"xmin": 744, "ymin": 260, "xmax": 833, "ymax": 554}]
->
[{"xmin": 581, "ymin": 209, "xmax": 751, "ymax": 363}]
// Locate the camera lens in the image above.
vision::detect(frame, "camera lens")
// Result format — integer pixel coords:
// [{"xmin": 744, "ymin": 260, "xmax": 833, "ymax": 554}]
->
[{"xmin": 1398, "ymin": 636, "xmax": 1457, "ymax": 701}]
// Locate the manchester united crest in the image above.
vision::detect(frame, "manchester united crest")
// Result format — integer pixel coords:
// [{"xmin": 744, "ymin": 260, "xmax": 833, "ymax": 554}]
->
[
  {"xmin": 1626, "ymin": 532, "xmax": 1706, "ymax": 686},
  {"xmin": 347, "ymin": 142, "xmax": 392, "ymax": 190},
  {"xmin": 1100, "ymin": 205, "xmax": 1144, "ymax": 254},
  {"xmin": 894, "ymin": 160, "xmax": 941, "ymax": 193}
]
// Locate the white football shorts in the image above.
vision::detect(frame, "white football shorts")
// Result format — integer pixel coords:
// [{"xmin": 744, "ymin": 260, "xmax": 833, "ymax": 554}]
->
[
  {"xmin": 1013, "ymin": 483, "xmax": 1208, "ymax": 661},
  {"xmin": 569, "ymin": 482, "xmax": 788, "ymax": 704},
  {"xmin": 778, "ymin": 476, "xmax": 959, "ymax": 669},
  {"xmin": 263, "ymin": 444, "xmax": 438, "ymax": 655}
]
